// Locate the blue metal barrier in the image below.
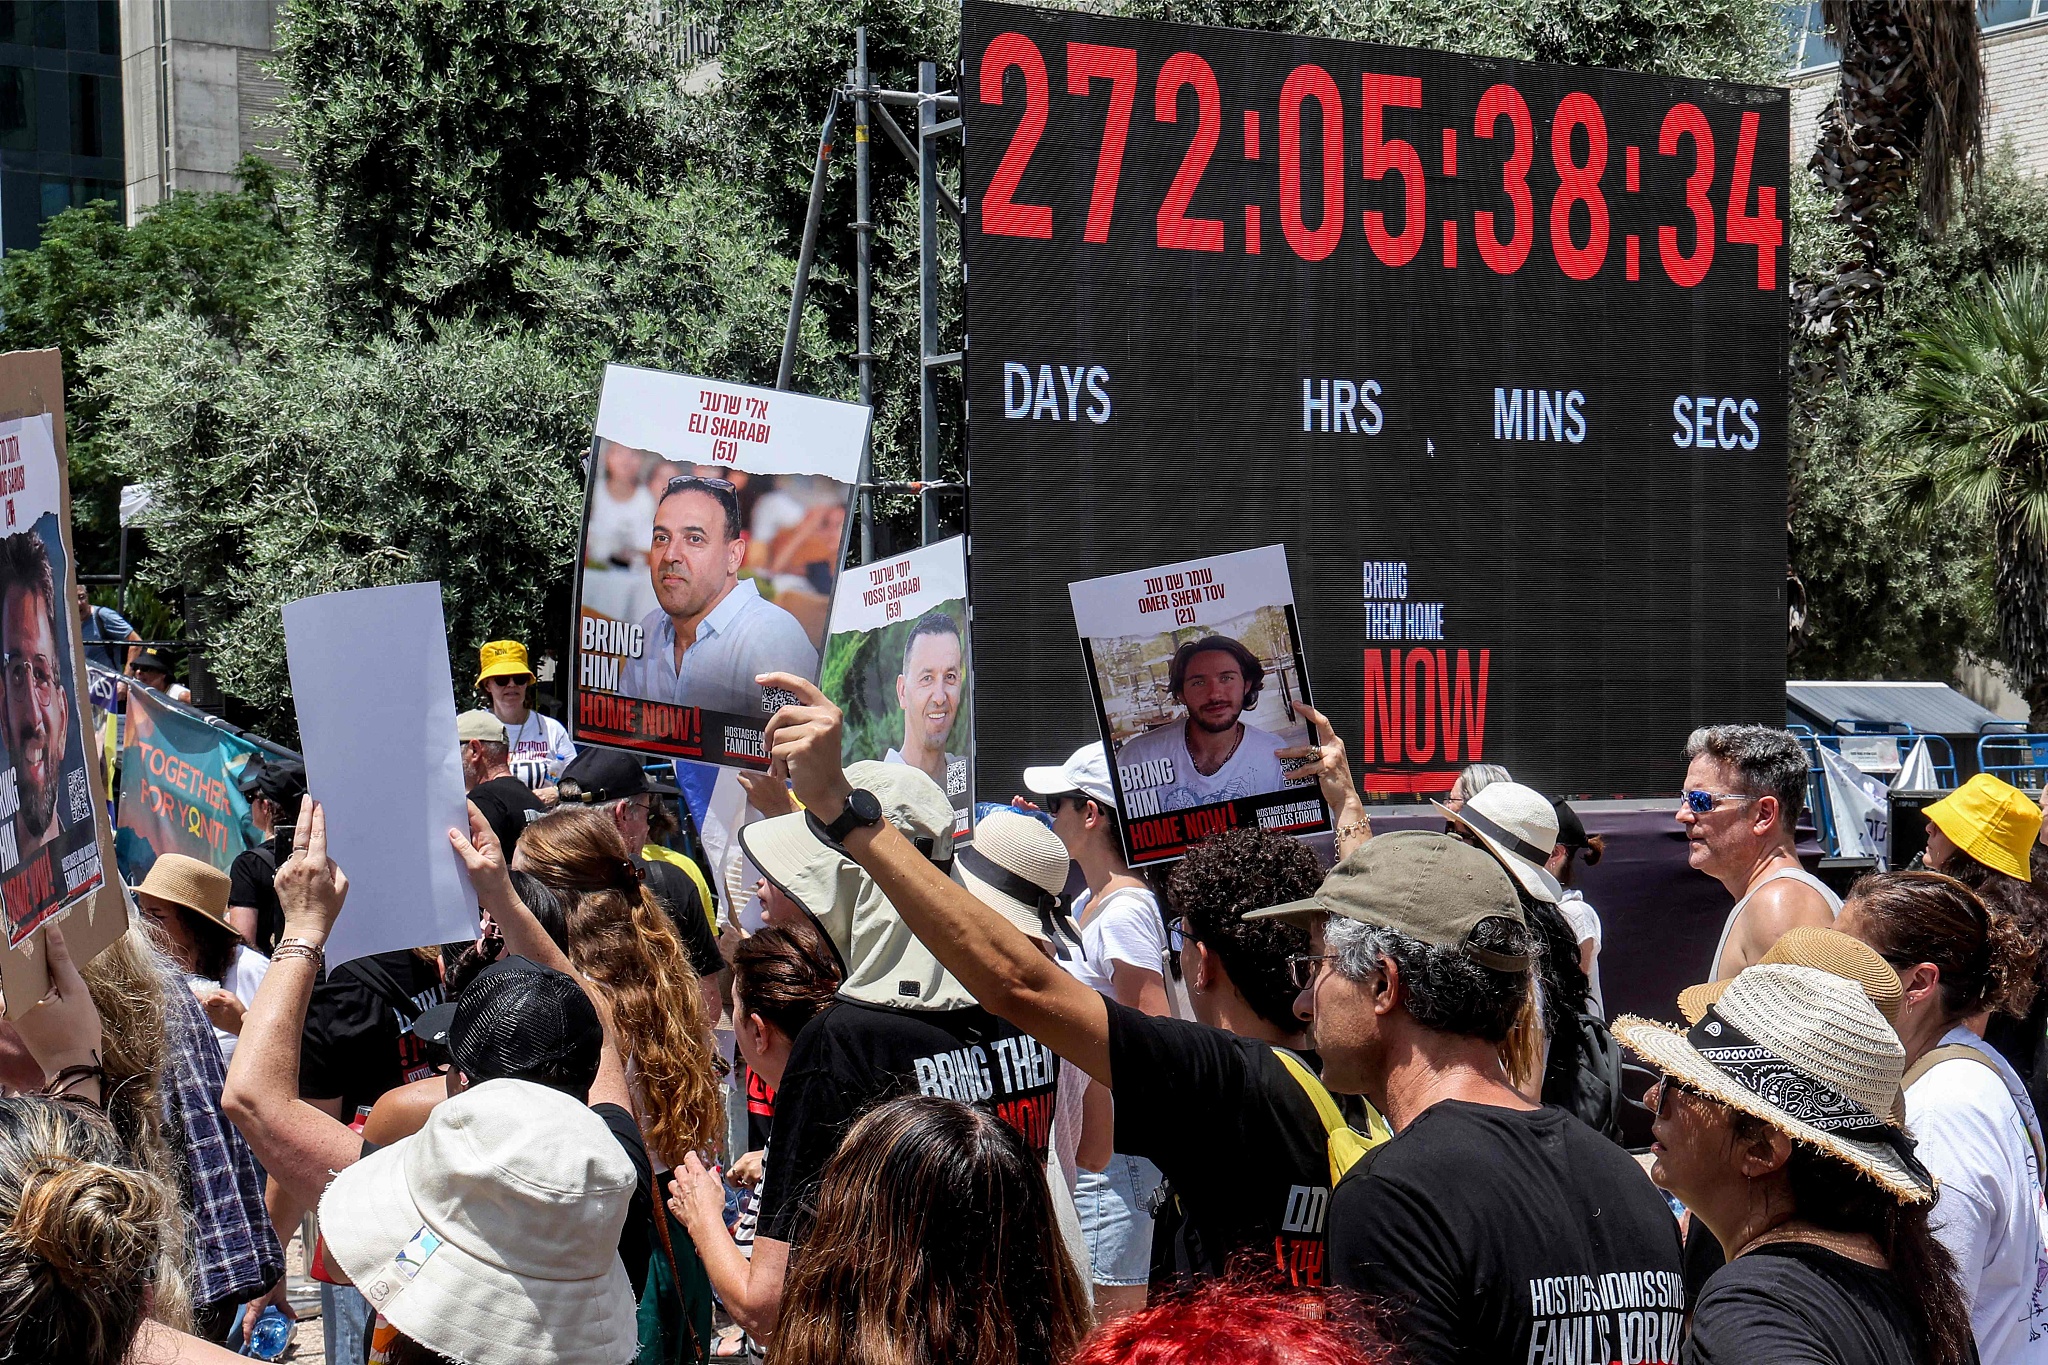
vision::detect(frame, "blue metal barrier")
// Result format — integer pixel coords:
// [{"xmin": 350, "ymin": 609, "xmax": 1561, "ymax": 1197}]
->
[{"xmin": 1978, "ymin": 731, "xmax": 2048, "ymax": 793}]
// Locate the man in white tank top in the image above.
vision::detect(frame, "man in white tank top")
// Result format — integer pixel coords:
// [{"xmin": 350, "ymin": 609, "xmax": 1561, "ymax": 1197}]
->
[{"xmin": 1678, "ymin": 724, "xmax": 1842, "ymax": 981}]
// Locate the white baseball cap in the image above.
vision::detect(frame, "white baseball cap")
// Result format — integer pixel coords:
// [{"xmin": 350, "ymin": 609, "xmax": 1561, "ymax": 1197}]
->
[{"xmin": 1022, "ymin": 742, "xmax": 1116, "ymax": 809}]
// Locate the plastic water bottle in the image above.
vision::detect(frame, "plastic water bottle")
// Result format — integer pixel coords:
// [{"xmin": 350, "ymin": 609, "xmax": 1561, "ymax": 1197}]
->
[{"xmin": 246, "ymin": 1305, "xmax": 292, "ymax": 1361}]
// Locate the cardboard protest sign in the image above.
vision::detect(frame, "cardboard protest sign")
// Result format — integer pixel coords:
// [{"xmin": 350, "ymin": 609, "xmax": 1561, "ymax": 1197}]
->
[
  {"xmin": 118, "ymin": 681, "xmax": 266, "ymax": 882},
  {"xmin": 0, "ymin": 349, "xmax": 125, "ymax": 1016},
  {"xmin": 571, "ymin": 364, "xmax": 868, "ymax": 770},
  {"xmin": 1070, "ymin": 544, "xmax": 1328, "ymax": 866},
  {"xmin": 822, "ymin": 536, "xmax": 973, "ymax": 837},
  {"xmin": 284, "ymin": 582, "xmax": 479, "ymax": 967}
]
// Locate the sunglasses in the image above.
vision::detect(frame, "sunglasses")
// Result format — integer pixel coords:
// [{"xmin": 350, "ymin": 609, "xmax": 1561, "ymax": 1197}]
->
[
  {"xmin": 1641, "ymin": 1072, "xmax": 1715, "ymax": 1117},
  {"xmin": 1047, "ymin": 792, "xmax": 1094, "ymax": 816},
  {"xmin": 1680, "ymin": 789, "xmax": 1759, "ymax": 815},
  {"xmin": 1286, "ymin": 953, "xmax": 1339, "ymax": 990},
  {"xmin": 486, "ymin": 675, "xmax": 531, "ymax": 688},
  {"xmin": 665, "ymin": 474, "xmax": 739, "ymax": 496}
]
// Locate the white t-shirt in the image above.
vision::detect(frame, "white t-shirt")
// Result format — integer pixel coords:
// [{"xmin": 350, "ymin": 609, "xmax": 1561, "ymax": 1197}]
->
[
  {"xmin": 1113, "ymin": 720, "xmax": 1290, "ymax": 814},
  {"xmin": 502, "ymin": 711, "xmax": 576, "ymax": 791},
  {"xmin": 1908, "ymin": 1027, "xmax": 2048, "ymax": 1365},
  {"xmin": 194, "ymin": 943, "xmax": 271, "ymax": 1065},
  {"xmin": 1064, "ymin": 887, "xmax": 1167, "ymax": 998},
  {"xmin": 1557, "ymin": 890, "xmax": 1605, "ymax": 1018}
]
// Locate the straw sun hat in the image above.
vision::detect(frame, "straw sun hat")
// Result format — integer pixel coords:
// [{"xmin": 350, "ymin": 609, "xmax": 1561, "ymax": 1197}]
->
[{"xmin": 1613, "ymin": 963, "xmax": 1933, "ymax": 1204}]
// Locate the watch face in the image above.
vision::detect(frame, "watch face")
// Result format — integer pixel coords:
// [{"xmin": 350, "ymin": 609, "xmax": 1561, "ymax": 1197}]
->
[{"xmin": 847, "ymin": 789, "xmax": 882, "ymax": 824}]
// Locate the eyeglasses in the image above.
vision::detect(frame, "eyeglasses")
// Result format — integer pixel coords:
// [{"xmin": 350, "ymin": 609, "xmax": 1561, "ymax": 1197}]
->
[
  {"xmin": 1287, "ymin": 953, "xmax": 1339, "ymax": 990},
  {"xmin": 1680, "ymin": 789, "xmax": 1759, "ymax": 815},
  {"xmin": 3, "ymin": 654, "xmax": 56, "ymax": 701}
]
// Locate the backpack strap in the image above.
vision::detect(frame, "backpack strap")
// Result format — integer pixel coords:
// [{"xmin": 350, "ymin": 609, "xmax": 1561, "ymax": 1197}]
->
[
  {"xmin": 1905, "ymin": 1044, "xmax": 2048, "ymax": 1175},
  {"xmin": 1270, "ymin": 1048, "xmax": 1391, "ymax": 1185}
]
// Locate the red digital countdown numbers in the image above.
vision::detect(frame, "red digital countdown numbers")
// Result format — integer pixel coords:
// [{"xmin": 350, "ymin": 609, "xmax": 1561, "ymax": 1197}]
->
[
  {"xmin": 974, "ymin": 26, "xmax": 1783, "ymax": 290},
  {"xmin": 961, "ymin": 0, "xmax": 1791, "ymax": 825}
]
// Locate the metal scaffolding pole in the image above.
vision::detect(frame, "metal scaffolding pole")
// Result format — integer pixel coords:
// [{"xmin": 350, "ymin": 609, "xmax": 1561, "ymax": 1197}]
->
[
  {"xmin": 917, "ymin": 61, "xmax": 942, "ymax": 546},
  {"xmin": 853, "ymin": 30, "xmax": 877, "ymax": 563},
  {"xmin": 775, "ymin": 89, "xmax": 839, "ymax": 393}
]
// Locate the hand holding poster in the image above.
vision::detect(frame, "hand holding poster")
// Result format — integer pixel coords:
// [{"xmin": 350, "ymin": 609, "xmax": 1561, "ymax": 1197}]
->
[
  {"xmin": 822, "ymin": 535, "xmax": 973, "ymax": 837},
  {"xmin": 572, "ymin": 365, "xmax": 868, "ymax": 770},
  {"xmin": 1070, "ymin": 544, "xmax": 1328, "ymax": 865}
]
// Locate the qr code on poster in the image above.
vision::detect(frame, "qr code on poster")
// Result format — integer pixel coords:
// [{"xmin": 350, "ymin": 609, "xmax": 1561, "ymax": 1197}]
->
[{"xmin": 67, "ymin": 768, "xmax": 90, "ymax": 825}]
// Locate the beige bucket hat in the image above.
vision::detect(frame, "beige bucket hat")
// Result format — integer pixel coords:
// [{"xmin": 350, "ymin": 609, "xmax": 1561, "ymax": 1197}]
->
[{"xmin": 954, "ymin": 809, "xmax": 1074, "ymax": 947}]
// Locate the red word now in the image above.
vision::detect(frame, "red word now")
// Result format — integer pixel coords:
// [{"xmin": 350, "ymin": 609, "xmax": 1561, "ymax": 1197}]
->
[{"xmin": 1361, "ymin": 648, "xmax": 1490, "ymax": 766}]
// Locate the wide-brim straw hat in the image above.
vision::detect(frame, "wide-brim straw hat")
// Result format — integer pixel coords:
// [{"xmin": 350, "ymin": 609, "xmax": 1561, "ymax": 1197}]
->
[
  {"xmin": 135, "ymin": 853, "xmax": 233, "ymax": 933},
  {"xmin": 1614, "ymin": 963, "xmax": 1932, "ymax": 1204},
  {"xmin": 1677, "ymin": 926, "xmax": 1903, "ymax": 1026},
  {"xmin": 319, "ymin": 1079, "xmax": 638, "ymax": 1365}
]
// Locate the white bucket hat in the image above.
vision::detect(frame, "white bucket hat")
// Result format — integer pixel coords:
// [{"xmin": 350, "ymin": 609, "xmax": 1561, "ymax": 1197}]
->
[
  {"xmin": 1022, "ymin": 742, "xmax": 1117, "ymax": 809},
  {"xmin": 318, "ymin": 1078, "xmax": 640, "ymax": 1365},
  {"xmin": 1433, "ymin": 781, "xmax": 1563, "ymax": 904},
  {"xmin": 954, "ymin": 809, "xmax": 1075, "ymax": 947},
  {"xmin": 1614, "ymin": 963, "xmax": 1932, "ymax": 1204}
]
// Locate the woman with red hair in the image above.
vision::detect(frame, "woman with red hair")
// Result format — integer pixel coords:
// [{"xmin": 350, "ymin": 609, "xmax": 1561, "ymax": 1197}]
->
[{"xmin": 1068, "ymin": 1281, "xmax": 1395, "ymax": 1365}]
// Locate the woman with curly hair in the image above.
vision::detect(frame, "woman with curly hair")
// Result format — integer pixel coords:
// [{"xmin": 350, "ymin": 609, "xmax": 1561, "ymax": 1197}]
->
[
  {"xmin": 1838, "ymin": 870, "xmax": 2048, "ymax": 1365},
  {"xmin": 514, "ymin": 806, "xmax": 725, "ymax": 1165}
]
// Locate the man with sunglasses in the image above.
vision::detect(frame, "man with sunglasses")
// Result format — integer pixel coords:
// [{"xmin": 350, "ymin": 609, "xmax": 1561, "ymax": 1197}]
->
[
  {"xmin": 1679, "ymin": 724, "xmax": 1840, "ymax": 982},
  {"xmin": 618, "ymin": 474, "xmax": 818, "ymax": 716}
]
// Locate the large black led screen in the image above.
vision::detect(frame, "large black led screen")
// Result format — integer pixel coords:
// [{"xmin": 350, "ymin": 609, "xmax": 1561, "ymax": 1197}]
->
[{"xmin": 962, "ymin": 2, "xmax": 1788, "ymax": 802}]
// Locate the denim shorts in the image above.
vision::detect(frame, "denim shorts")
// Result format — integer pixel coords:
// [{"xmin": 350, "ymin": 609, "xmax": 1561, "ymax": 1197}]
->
[{"xmin": 1073, "ymin": 1152, "xmax": 1164, "ymax": 1287}]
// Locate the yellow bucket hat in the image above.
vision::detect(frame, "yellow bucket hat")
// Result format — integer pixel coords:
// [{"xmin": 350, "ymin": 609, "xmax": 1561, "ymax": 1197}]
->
[
  {"xmin": 475, "ymin": 639, "xmax": 533, "ymax": 688},
  {"xmin": 1925, "ymin": 772, "xmax": 2041, "ymax": 882}
]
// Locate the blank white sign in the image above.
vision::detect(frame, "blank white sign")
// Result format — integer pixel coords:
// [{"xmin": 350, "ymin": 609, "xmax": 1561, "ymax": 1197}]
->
[{"xmin": 282, "ymin": 582, "xmax": 479, "ymax": 967}]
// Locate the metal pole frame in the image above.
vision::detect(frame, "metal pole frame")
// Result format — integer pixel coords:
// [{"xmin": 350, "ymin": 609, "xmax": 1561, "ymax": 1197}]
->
[{"xmin": 853, "ymin": 30, "xmax": 877, "ymax": 563}]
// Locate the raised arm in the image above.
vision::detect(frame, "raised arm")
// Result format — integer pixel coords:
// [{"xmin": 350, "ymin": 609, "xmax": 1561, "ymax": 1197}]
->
[
  {"xmin": 759, "ymin": 673, "xmax": 1113, "ymax": 1082},
  {"xmin": 449, "ymin": 802, "xmax": 630, "ymax": 1111},
  {"xmin": 220, "ymin": 799, "xmax": 365, "ymax": 1208}
]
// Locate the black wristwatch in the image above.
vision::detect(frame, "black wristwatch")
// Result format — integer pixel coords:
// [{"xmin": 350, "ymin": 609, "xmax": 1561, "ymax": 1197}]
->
[{"xmin": 814, "ymin": 788, "xmax": 883, "ymax": 844}]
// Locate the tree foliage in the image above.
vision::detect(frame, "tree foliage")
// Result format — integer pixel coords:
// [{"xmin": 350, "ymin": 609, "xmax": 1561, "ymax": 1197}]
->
[
  {"xmin": 0, "ymin": 160, "xmax": 289, "ymax": 568},
  {"xmin": 1788, "ymin": 152, "xmax": 2048, "ymax": 683}
]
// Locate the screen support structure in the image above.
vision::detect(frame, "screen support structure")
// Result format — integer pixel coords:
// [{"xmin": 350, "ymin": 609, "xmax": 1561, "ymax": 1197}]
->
[{"xmin": 774, "ymin": 29, "xmax": 966, "ymax": 557}]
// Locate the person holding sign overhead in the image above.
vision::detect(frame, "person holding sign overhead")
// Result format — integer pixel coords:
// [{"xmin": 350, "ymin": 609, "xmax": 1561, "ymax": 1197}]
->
[{"xmin": 618, "ymin": 474, "xmax": 817, "ymax": 716}]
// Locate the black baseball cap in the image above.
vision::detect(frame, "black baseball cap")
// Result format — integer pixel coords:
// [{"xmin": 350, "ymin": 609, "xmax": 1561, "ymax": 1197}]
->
[
  {"xmin": 1552, "ymin": 797, "xmax": 1590, "ymax": 851},
  {"xmin": 410, "ymin": 956, "xmax": 603, "ymax": 1100},
  {"xmin": 254, "ymin": 759, "xmax": 307, "ymax": 806},
  {"xmin": 131, "ymin": 647, "xmax": 175, "ymax": 675},
  {"xmin": 559, "ymin": 746, "xmax": 678, "ymax": 804}
]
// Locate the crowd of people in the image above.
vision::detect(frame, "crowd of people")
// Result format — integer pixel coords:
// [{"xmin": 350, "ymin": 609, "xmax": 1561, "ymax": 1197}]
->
[{"xmin": 7, "ymin": 637, "xmax": 2048, "ymax": 1365}]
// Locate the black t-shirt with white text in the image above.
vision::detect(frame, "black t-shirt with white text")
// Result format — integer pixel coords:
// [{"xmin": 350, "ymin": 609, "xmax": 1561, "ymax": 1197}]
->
[
  {"xmin": 300, "ymin": 951, "xmax": 447, "ymax": 1118},
  {"xmin": 1684, "ymin": 1242, "xmax": 1943, "ymax": 1365},
  {"xmin": 1104, "ymin": 998, "xmax": 1338, "ymax": 1287},
  {"xmin": 755, "ymin": 997, "xmax": 1059, "ymax": 1247},
  {"xmin": 228, "ymin": 835, "xmax": 286, "ymax": 955},
  {"xmin": 1328, "ymin": 1101, "xmax": 1684, "ymax": 1365}
]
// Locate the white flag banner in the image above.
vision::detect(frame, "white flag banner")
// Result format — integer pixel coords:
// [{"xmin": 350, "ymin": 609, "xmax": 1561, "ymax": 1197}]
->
[
  {"xmin": 1894, "ymin": 738, "xmax": 1940, "ymax": 791},
  {"xmin": 1821, "ymin": 745, "xmax": 1891, "ymax": 866}
]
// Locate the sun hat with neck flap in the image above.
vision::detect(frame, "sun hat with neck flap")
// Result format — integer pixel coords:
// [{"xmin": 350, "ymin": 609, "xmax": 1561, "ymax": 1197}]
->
[
  {"xmin": 738, "ymin": 760, "xmax": 973, "ymax": 1010},
  {"xmin": 318, "ymin": 1077, "xmax": 639, "ymax": 1365},
  {"xmin": 1614, "ymin": 963, "xmax": 1932, "ymax": 1203},
  {"xmin": 1923, "ymin": 772, "xmax": 2041, "ymax": 881}
]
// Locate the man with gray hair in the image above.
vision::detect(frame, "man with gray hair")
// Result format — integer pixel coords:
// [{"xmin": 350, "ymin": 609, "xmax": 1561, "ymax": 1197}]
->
[
  {"xmin": 1679, "ymin": 723, "xmax": 1839, "ymax": 981},
  {"xmin": 1244, "ymin": 831, "xmax": 1684, "ymax": 1364}
]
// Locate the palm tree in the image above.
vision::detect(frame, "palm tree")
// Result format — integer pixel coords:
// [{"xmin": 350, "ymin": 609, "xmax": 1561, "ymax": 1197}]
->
[
  {"xmin": 1797, "ymin": 0, "xmax": 1984, "ymax": 344},
  {"xmin": 1890, "ymin": 261, "xmax": 2048, "ymax": 722}
]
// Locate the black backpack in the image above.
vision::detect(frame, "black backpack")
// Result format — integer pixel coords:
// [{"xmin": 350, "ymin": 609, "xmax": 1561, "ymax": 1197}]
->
[{"xmin": 1545, "ymin": 1009, "xmax": 1626, "ymax": 1142}]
